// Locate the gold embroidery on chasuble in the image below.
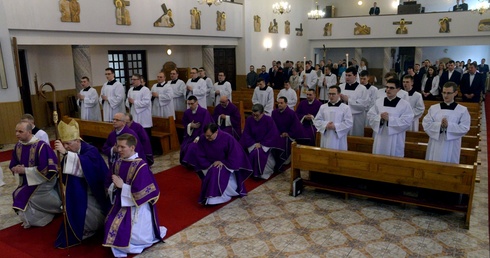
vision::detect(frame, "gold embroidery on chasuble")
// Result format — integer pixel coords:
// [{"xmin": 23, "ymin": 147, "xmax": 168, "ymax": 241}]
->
[
  {"xmin": 133, "ymin": 183, "xmax": 157, "ymax": 202},
  {"xmin": 105, "ymin": 208, "xmax": 128, "ymax": 245}
]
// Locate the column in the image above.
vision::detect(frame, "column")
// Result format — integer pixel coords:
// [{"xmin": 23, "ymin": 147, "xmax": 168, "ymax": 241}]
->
[
  {"xmin": 202, "ymin": 46, "xmax": 215, "ymax": 82},
  {"xmin": 414, "ymin": 47, "xmax": 423, "ymax": 67},
  {"xmin": 71, "ymin": 45, "xmax": 92, "ymax": 92},
  {"xmin": 383, "ymin": 47, "xmax": 392, "ymax": 85},
  {"xmin": 354, "ymin": 48, "xmax": 362, "ymax": 65}
]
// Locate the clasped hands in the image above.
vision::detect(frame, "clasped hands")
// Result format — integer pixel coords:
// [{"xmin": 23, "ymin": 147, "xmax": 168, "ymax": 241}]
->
[
  {"xmin": 112, "ymin": 174, "xmax": 124, "ymax": 189},
  {"xmin": 441, "ymin": 117, "xmax": 448, "ymax": 129}
]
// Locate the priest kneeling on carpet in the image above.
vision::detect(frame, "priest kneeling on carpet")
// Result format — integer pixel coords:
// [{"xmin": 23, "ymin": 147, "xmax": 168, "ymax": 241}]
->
[
  {"xmin": 53, "ymin": 119, "xmax": 110, "ymax": 248},
  {"xmin": 103, "ymin": 133, "xmax": 166, "ymax": 257},
  {"xmin": 183, "ymin": 123, "xmax": 252, "ymax": 205}
]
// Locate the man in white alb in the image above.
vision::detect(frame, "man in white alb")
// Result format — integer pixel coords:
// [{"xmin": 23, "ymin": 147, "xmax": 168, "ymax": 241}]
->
[
  {"xmin": 199, "ymin": 67, "xmax": 215, "ymax": 106},
  {"xmin": 252, "ymin": 78, "xmax": 274, "ymax": 116},
  {"xmin": 299, "ymin": 61, "xmax": 318, "ymax": 100},
  {"xmin": 339, "ymin": 67, "xmax": 369, "ymax": 136},
  {"xmin": 402, "ymin": 75, "xmax": 425, "ymax": 132},
  {"xmin": 151, "ymin": 72, "xmax": 175, "ymax": 119},
  {"xmin": 186, "ymin": 67, "xmax": 207, "ymax": 108},
  {"xmin": 99, "ymin": 68, "xmax": 125, "ymax": 122},
  {"xmin": 213, "ymin": 71, "xmax": 232, "ymax": 105},
  {"xmin": 319, "ymin": 66, "xmax": 337, "ymax": 104},
  {"xmin": 77, "ymin": 76, "xmax": 102, "ymax": 121},
  {"xmin": 126, "ymin": 74, "xmax": 153, "ymax": 137},
  {"xmin": 277, "ymin": 81, "xmax": 297, "ymax": 110},
  {"xmin": 168, "ymin": 69, "xmax": 187, "ymax": 112}
]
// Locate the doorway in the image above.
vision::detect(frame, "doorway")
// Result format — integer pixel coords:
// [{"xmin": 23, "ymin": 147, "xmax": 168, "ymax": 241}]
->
[{"xmin": 214, "ymin": 48, "xmax": 236, "ymax": 90}]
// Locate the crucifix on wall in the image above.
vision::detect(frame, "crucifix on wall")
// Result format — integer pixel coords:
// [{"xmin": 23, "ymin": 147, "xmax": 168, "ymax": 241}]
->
[
  {"xmin": 295, "ymin": 23, "xmax": 303, "ymax": 36},
  {"xmin": 393, "ymin": 18, "xmax": 412, "ymax": 34}
]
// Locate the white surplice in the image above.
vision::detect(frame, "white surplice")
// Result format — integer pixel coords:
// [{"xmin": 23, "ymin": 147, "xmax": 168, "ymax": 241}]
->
[
  {"xmin": 277, "ymin": 88, "xmax": 298, "ymax": 110},
  {"xmin": 313, "ymin": 102, "xmax": 353, "ymax": 150},
  {"xmin": 407, "ymin": 91, "xmax": 425, "ymax": 132},
  {"xmin": 78, "ymin": 87, "xmax": 102, "ymax": 121},
  {"xmin": 367, "ymin": 97, "xmax": 414, "ymax": 157},
  {"xmin": 422, "ymin": 103, "xmax": 471, "ymax": 163},
  {"xmin": 99, "ymin": 81, "xmax": 126, "ymax": 122},
  {"xmin": 168, "ymin": 79, "xmax": 187, "ymax": 112},
  {"xmin": 186, "ymin": 78, "xmax": 207, "ymax": 108},
  {"xmin": 339, "ymin": 83, "xmax": 369, "ymax": 136},
  {"xmin": 151, "ymin": 82, "xmax": 175, "ymax": 119},
  {"xmin": 252, "ymin": 86, "xmax": 274, "ymax": 116},
  {"xmin": 126, "ymin": 86, "xmax": 153, "ymax": 128},
  {"xmin": 214, "ymin": 81, "xmax": 232, "ymax": 105}
]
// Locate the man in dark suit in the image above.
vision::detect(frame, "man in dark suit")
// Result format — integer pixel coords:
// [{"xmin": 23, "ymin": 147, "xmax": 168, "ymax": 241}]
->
[
  {"xmin": 479, "ymin": 58, "xmax": 489, "ymax": 74},
  {"xmin": 453, "ymin": 0, "xmax": 468, "ymax": 11},
  {"xmin": 439, "ymin": 60, "xmax": 461, "ymax": 96},
  {"xmin": 369, "ymin": 2, "xmax": 380, "ymax": 15},
  {"xmin": 460, "ymin": 62, "xmax": 485, "ymax": 102}
]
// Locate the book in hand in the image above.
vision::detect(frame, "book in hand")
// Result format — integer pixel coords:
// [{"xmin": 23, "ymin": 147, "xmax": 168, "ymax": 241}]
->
[{"xmin": 292, "ymin": 177, "xmax": 304, "ymax": 197}]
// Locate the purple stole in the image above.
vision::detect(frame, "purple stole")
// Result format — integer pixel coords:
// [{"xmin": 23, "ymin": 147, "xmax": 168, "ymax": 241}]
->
[
  {"xmin": 212, "ymin": 102, "xmax": 242, "ymax": 140},
  {"xmin": 103, "ymin": 159, "xmax": 161, "ymax": 248},
  {"xmin": 183, "ymin": 130, "xmax": 252, "ymax": 203},
  {"xmin": 296, "ymin": 99, "xmax": 322, "ymax": 146},
  {"xmin": 9, "ymin": 140, "xmax": 58, "ymax": 211},
  {"xmin": 240, "ymin": 115, "xmax": 284, "ymax": 177}
]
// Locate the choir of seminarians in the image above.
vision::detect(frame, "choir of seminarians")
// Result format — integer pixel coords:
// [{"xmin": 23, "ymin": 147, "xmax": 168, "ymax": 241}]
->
[{"xmin": 6, "ymin": 63, "xmax": 480, "ymax": 257}]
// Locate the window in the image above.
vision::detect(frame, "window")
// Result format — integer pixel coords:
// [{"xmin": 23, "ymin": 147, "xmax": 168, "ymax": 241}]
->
[{"xmin": 108, "ymin": 50, "xmax": 147, "ymax": 91}]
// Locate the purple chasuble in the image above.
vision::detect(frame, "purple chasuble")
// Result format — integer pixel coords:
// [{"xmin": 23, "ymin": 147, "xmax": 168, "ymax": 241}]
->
[
  {"xmin": 129, "ymin": 121, "xmax": 153, "ymax": 165},
  {"xmin": 56, "ymin": 141, "xmax": 110, "ymax": 248},
  {"xmin": 272, "ymin": 107, "xmax": 305, "ymax": 159},
  {"xmin": 103, "ymin": 159, "xmax": 161, "ymax": 248},
  {"xmin": 10, "ymin": 140, "xmax": 58, "ymax": 211},
  {"xmin": 102, "ymin": 126, "xmax": 147, "ymax": 169},
  {"xmin": 180, "ymin": 106, "xmax": 214, "ymax": 164},
  {"xmin": 296, "ymin": 99, "xmax": 322, "ymax": 146},
  {"xmin": 212, "ymin": 101, "xmax": 242, "ymax": 140},
  {"xmin": 239, "ymin": 115, "xmax": 284, "ymax": 178},
  {"xmin": 183, "ymin": 130, "xmax": 252, "ymax": 203}
]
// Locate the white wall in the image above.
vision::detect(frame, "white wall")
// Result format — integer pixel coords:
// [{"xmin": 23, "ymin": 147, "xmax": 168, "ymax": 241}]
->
[
  {"xmin": 20, "ymin": 45, "xmax": 206, "ymax": 93},
  {"xmin": 0, "ymin": 0, "xmax": 21, "ymax": 102},
  {"xmin": 244, "ymin": 0, "xmax": 309, "ymax": 71},
  {"xmin": 4, "ymin": 0, "xmax": 243, "ymax": 38}
]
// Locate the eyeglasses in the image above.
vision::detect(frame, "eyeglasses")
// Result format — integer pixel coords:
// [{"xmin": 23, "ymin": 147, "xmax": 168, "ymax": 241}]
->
[
  {"xmin": 187, "ymin": 102, "xmax": 196, "ymax": 105},
  {"xmin": 328, "ymin": 93, "xmax": 337, "ymax": 96},
  {"xmin": 386, "ymin": 86, "xmax": 397, "ymax": 90},
  {"xmin": 442, "ymin": 92, "xmax": 455, "ymax": 95}
]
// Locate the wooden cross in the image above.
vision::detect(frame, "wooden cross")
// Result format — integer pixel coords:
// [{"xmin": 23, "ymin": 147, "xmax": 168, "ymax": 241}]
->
[
  {"xmin": 295, "ymin": 23, "xmax": 303, "ymax": 36},
  {"xmin": 393, "ymin": 18, "xmax": 412, "ymax": 34}
]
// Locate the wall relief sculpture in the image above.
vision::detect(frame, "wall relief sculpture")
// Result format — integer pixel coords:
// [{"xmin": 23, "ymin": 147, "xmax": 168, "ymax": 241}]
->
[
  {"xmin": 190, "ymin": 7, "xmax": 201, "ymax": 30},
  {"xmin": 59, "ymin": 0, "xmax": 80, "ymax": 23},
  {"xmin": 154, "ymin": 3, "xmax": 175, "ymax": 27}
]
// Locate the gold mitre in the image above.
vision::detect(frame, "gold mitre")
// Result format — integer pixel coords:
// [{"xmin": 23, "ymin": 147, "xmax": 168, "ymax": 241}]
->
[{"xmin": 58, "ymin": 119, "xmax": 80, "ymax": 142}]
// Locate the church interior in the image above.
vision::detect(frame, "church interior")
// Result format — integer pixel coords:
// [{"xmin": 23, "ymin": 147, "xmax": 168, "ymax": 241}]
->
[{"xmin": 0, "ymin": 0, "xmax": 489, "ymax": 257}]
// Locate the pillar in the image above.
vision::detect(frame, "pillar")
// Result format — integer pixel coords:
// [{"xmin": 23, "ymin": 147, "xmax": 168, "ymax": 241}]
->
[
  {"xmin": 383, "ymin": 47, "xmax": 392, "ymax": 85},
  {"xmin": 355, "ymin": 48, "xmax": 362, "ymax": 65},
  {"xmin": 202, "ymin": 46, "xmax": 215, "ymax": 82},
  {"xmin": 71, "ymin": 45, "xmax": 92, "ymax": 92},
  {"xmin": 414, "ymin": 47, "xmax": 423, "ymax": 67}
]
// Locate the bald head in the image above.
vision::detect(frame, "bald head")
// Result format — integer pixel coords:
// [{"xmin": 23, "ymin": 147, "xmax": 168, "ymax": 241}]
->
[{"xmin": 219, "ymin": 95, "xmax": 229, "ymax": 107}]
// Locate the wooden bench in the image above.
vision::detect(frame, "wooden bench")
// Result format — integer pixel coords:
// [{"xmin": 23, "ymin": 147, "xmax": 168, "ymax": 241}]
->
[
  {"xmin": 346, "ymin": 136, "xmax": 478, "ymax": 166},
  {"xmin": 363, "ymin": 127, "xmax": 480, "ymax": 150},
  {"xmin": 151, "ymin": 116, "xmax": 179, "ymax": 153},
  {"xmin": 290, "ymin": 142, "xmax": 477, "ymax": 228},
  {"xmin": 424, "ymin": 100, "xmax": 481, "ymax": 114},
  {"xmin": 62, "ymin": 116, "xmax": 114, "ymax": 139}
]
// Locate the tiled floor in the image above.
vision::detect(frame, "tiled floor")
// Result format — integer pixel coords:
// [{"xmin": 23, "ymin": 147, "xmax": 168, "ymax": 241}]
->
[{"xmin": 0, "ymin": 115, "xmax": 488, "ymax": 257}]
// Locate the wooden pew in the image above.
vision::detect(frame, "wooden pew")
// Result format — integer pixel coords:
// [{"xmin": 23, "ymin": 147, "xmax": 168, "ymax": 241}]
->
[
  {"xmin": 290, "ymin": 142, "xmax": 477, "ymax": 228},
  {"xmin": 346, "ymin": 136, "xmax": 478, "ymax": 166},
  {"xmin": 151, "ymin": 116, "xmax": 179, "ymax": 153},
  {"xmin": 62, "ymin": 116, "xmax": 113, "ymax": 139},
  {"xmin": 424, "ymin": 100, "xmax": 481, "ymax": 114},
  {"xmin": 363, "ymin": 127, "xmax": 480, "ymax": 149}
]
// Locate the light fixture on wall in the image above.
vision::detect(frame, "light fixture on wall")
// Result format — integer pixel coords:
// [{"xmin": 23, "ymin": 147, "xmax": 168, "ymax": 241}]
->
[
  {"xmin": 358, "ymin": 1, "xmax": 363, "ymax": 6},
  {"xmin": 308, "ymin": 1, "xmax": 325, "ymax": 20},
  {"xmin": 166, "ymin": 48, "xmax": 172, "ymax": 56},
  {"xmin": 279, "ymin": 39, "xmax": 288, "ymax": 50},
  {"xmin": 263, "ymin": 38, "xmax": 272, "ymax": 51},
  {"xmin": 472, "ymin": 0, "xmax": 490, "ymax": 15},
  {"xmin": 272, "ymin": 1, "xmax": 291, "ymax": 15},
  {"xmin": 197, "ymin": 0, "xmax": 222, "ymax": 7}
]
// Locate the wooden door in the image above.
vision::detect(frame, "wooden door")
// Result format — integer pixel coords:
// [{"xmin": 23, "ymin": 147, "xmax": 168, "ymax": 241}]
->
[{"xmin": 214, "ymin": 48, "xmax": 236, "ymax": 90}]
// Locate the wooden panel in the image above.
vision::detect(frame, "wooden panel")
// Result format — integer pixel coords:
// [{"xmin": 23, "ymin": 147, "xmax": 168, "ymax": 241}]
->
[
  {"xmin": 0, "ymin": 101, "xmax": 24, "ymax": 144},
  {"xmin": 31, "ymin": 88, "xmax": 78, "ymax": 128}
]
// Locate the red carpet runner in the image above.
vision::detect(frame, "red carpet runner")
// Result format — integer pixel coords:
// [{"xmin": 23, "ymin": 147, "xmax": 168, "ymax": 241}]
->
[{"xmin": 0, "ymin": 165, "xmax": 271, "ymax": 257}]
